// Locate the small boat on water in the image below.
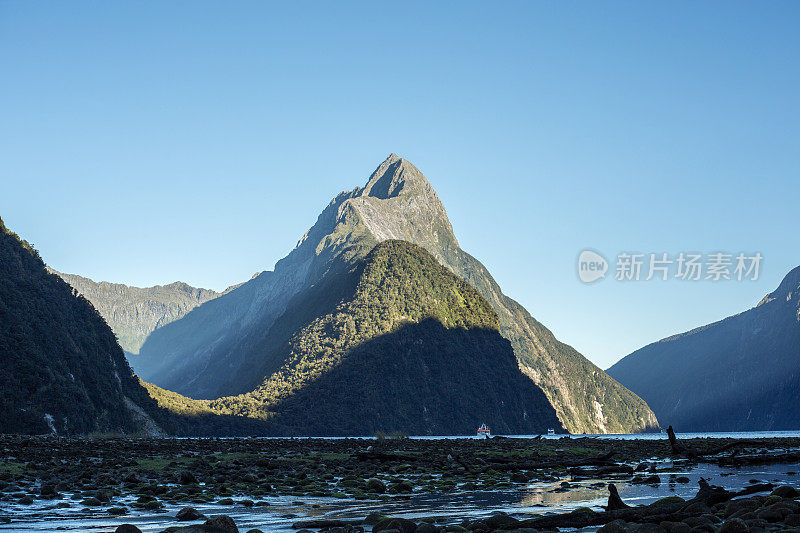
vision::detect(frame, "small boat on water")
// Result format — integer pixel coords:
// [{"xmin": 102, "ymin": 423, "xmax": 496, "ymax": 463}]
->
[
  {"xmin": 547, "ymin": 428, "xmax": 555, "ymax": 436},
  {"xmin": 477, "ymin": 423, "xmax": 491, "ymax": 438}
]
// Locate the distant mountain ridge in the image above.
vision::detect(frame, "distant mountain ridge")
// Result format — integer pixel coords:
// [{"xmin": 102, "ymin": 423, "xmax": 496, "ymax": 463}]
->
[
  {"xmin": 49, "ymin": 270, "xmax": 222, "ymax": 355},
  {"xmin": 607, "ymin": 266, "xmax": 800, "ymax": 431},
  {"xmin": 135, "ymin": 154, "xmax": 657, "ymax": 434}
]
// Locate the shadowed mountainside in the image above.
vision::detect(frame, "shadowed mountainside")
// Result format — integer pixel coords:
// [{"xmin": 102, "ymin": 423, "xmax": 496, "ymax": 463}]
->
[
  {"xmin": 0, "ymin": 217, "xmax": 167, "ymax": 435},
  {"xmin": 146, "ymin": 241, "xmax": 564, "ymax": 436},
  {"xmin": 608, "ymin": 266, "xmax": 800, "ymax": 431}
]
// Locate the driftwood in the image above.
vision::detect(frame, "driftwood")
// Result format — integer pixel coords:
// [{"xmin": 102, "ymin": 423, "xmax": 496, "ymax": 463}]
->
[
  {"xmin": 667, "ymin": 425, "xmax": 754, "ymax": 459},
  {"xmin": 735, "ymin": 482, "xmax": 776, "ymax": 496},
  {"xmin": 508, "ymin": 479, "xmax": 775, "ymax": 530},
  {"xmin": 606, "ymin": 483, "xmax": 630, "ymax": 511},
  {"xmin": 570, "ymin": 463, "xmax": 635, "ymax": 478},
  {"xmin": 488, "ymin": 451, "xmax": 616, "ymax": 472},
  {"xmin": 666, "ymin": 425, "xmax": 689, "ymax": 455}
]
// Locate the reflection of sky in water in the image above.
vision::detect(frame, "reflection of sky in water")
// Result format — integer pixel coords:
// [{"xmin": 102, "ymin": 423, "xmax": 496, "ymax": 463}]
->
[{"xmin": 2, "ymin": 463, "xmax": 798, "ymax": 532}]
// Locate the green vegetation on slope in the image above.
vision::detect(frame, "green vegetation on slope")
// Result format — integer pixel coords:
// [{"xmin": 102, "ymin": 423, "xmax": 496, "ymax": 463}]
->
[
  {"xmin": 223, "ymin": 238, "xmax": 498, "ymax": 414},
  {"xmin": 132, "ymin": 155, "xmax": 657, "ymax": 433},
  {"xmin": 0, "ymin": 217, "xmax": 167, "ymax": 435},
  {"xmin": 148, "ymin": 240, "xmax": 563, "ymax": 435},
  {"xmin": 415, "ymin": 237, "xmax": 659, "ymax": 434}
]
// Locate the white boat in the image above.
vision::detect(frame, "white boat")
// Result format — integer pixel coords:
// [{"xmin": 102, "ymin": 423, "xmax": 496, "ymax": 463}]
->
[
  {"xmin": 477, "ymin": 423, "xmax": 491, "ymax": 438},
  {"xmin": 547, "ymin": 428, "xmax": 555, "ymax": 435}
]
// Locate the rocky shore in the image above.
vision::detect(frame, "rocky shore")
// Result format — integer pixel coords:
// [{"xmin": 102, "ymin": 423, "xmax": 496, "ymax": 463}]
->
[{"xmin": 1, "ymin": 435, "xmax": 799, "ymax": 532}]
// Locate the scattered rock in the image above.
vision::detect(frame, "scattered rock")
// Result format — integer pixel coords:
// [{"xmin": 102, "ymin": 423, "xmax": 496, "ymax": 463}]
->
[
  {"xmin": 366, "ymin": 478, "xmax": 386, "ymax": 494},
  {"xmin": 374, "ymin": 517, "xmax": 417, "ymax": 533},
  {"xmin": 631, "ymin": 474, "xmax": 660, "ymax": 485},
  {"xmin": 39, "ymin": 483, "xmax": 57, "ymax": 497},
  {"xmin": 204, "ymin": 515, "xmax": 239, "ymax": 533},
  {"xmin": 180, "ymin": 471, "xmax": 198, "ymax": 485},
  {"xmin": 115, "ymin": 525, "xmax": 143, "ymax": 533},
  {"xmin": 483, "ymin": 513, "xmax": 519, "ymax": 530},
  {"xmin": 510, "ymin": 472, "xmax": 529, "ymax": 483},
  {"xmin": 772, "ymin": 485, "xmax": 800, "ymax": 498},
  {"xmin": 388, "ymin": 481, "xmax": 413, "ymax": 494},
  {"xmin": 415, "ymin": 522, "xmax": 439, "ymax": 533},
  {"xmin": 597, "ymin": 519, "xmax": 631, "ymax": 533},
  {"xmin": 756, "ymin": 507, "xmax": 785, "ymax": 522},
  {"xmin": 365, "ymin": 513, "xmax": 386, "ymax": 526},
  {"xmin": 177, "ymin": 507, "xmax": 205, "ymax": 521},
  {"xmin": 718, "ymin": 518, "xmax": 749, "ymax": 533}
]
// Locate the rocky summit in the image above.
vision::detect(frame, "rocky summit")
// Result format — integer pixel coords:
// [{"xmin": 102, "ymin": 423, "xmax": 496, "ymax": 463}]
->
[
  {"xmin": 135, "ymin": 154, "xmax": 657, "ymax": 434},
  {"xmin": 608, "ymin": 265, "xmax": 800, "ymax": 432}
]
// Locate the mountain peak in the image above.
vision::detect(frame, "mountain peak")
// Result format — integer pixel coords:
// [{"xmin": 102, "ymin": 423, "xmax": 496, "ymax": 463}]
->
[
  {"xmin": 360, "ymin": 153, "xmax": 432, "ymax": 200},
  {"xmin": 342, "ymin": 154, "xmax": 458, "ymax": 251}
]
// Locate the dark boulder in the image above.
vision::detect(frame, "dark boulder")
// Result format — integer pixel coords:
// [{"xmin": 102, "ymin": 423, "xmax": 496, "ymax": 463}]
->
[
  {"xmin": 176, "ymin": 507, "xmax": 205, "ymax": 521},
  {"xmin": 365, "ymin": 478, "xmax": 386, "ymax": 494},
  {"xmin": 180, "ymin": 471, "xmax": 198, "ymax": 485},
  {"xmin": 205, "ymin": 515, "xmax": 239, "ymax": 533},
  {"xmin": 175, "ymin": 507, "xmax": 205, "ymax": 522},
  {"xmin": 115, "ymin": 525, "xmax": 143, "ymax": 533},
  {"xmin": 772, "ymin": 485, "xmax": 800, "ymax": 498},
  {"xmin": 374, "ymin": 518, "xmax": 417, "ymax": 533}
]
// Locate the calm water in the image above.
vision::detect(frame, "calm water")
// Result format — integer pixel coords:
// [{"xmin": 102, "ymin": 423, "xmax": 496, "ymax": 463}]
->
[
  {"xmin": 226, "ymin": 430, "xmax": 800, "ymax": 440},
  {"xmin": 508, "ymin": 430, "xmax": 800, "ymax": 440}
]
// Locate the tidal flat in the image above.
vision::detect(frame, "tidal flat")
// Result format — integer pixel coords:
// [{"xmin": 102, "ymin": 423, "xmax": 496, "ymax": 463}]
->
[{"xmin": 1, "ymin": 435, "xmax": 799, "ymax": 532}]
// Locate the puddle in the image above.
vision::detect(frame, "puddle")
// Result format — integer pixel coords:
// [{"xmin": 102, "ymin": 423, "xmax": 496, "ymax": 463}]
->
[{"xmin": 1, "ymin": 462, "xmax": 798, "ymax": 532}]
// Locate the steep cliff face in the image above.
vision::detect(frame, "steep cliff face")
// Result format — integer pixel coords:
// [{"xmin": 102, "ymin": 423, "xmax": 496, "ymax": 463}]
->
[
  {"xmin": 608, "ymin": 266, "xmax": 800, "ymax": 432},
  {"xmin": 137, "ymin": 154, "xmax": 657, "ymax": 433},
  {"xmin": 0, "ymin": 217, "xmax": 166, "ymax": 435},
  {"xmin": 49, "ymin": 270, "xmax": 221, "ymax": 356}
]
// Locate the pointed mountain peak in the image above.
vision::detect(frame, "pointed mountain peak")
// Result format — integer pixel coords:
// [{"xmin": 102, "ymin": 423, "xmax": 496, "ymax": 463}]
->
[
  {"xmin": 360, "ymin": 153, "xmax": 432, "ymax": 200},
  {"xmin": 338, "ymin": 154, "xmax": 458, "ymax": 250}
]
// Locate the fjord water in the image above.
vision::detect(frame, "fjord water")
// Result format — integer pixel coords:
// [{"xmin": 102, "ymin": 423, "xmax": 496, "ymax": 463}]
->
[
  {"xmin": 241, "ymin": 431, "xmax": 800, "ymax": 440},
  {"xmin": 3, "ymin": 432, "xmax": 799, "ymax": 533}
]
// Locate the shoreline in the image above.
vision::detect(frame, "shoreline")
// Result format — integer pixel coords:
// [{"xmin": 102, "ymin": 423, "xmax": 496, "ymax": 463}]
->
[{"xmin": 1, "ymin": 435, "xmax": 799, "ymax": 532}]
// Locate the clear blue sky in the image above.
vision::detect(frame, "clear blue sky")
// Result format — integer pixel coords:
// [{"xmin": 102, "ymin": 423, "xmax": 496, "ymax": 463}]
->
[{"xmin": 1, "ymin": 2, "xmax": 798, "ymax": 369}]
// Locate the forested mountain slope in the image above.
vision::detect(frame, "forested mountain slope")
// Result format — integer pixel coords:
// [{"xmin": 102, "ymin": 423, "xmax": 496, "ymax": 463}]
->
[{"xmin": 136, "ymin": 154, "xmax": 657, "ymax": 433}]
